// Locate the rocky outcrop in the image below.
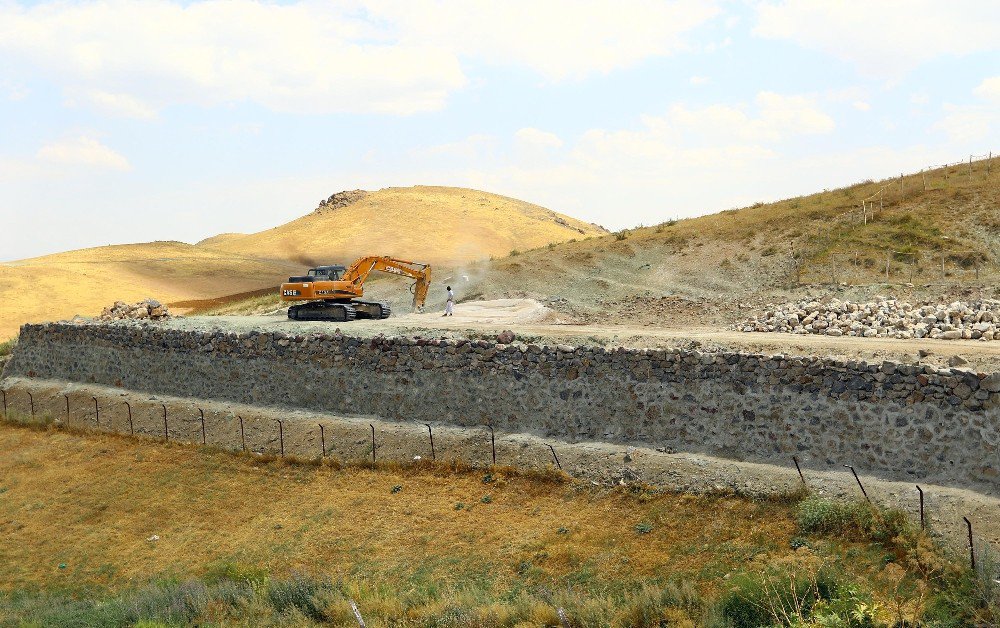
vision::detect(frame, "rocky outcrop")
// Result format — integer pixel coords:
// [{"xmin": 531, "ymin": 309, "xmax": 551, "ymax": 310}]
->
[
  {"xmin": 740, "ymin": 299, "xmax": 1000, "ymax": 341},
  {"xmin": 315, "ymin": 190, "xmax": 368, "ymax": 213}
]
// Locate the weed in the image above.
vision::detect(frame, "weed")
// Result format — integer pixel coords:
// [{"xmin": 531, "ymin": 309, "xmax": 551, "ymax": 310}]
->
[
  {"xmin": 0, "ymin": 335, "xmax": 16, "ymax": 357},
  {"xmin": 614, "ymin": 229, "xmax": 629, "ymax": 241},
  {"xmin": 635, "ymin": 521, "xmax": 654, "ymax": 534},
  {"xmin": 391, "ymin": 484, "xmax": 402, "ymax": 494},
  {"xmin": 509, "ymin": 249, "xmax": 520, "ymax": 257},
  {"xmin": 480, "ymin": 494, "xmax": 492, "ymax": 504}
]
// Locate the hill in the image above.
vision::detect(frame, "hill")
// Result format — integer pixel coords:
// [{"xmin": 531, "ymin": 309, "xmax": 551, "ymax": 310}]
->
[
  {"xmin": 442, "ymin": 155, "xmax": 1000, "ymax": 321},
  {"xmin": 0, "ymin": 242, "xmax": 300, "ymax": 339},
  {"xmin": 197, "ymin": 185, "xmax": 607, "ymax": 265}
]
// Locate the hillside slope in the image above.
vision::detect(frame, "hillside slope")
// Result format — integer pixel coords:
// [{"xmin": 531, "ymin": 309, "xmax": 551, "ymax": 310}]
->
[
  {"xmin": 0, "ymin": 242, "xmax": 299, "ymax": 339},
  {"xmin": 440, "ymin": 157, "xmax": 1000, "ymax": 319},
  {"xmin": 198, "ymin": 185, "xmax": 606, "ymax": 265}
]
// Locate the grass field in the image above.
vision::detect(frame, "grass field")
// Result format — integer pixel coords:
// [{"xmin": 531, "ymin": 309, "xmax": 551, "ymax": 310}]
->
[{"xmin": 1, "ymin": 419, "xmax": 996, "ymax": 627}]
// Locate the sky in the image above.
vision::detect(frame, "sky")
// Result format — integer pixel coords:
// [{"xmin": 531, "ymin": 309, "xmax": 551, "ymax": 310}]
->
[{"xmin": 0, "ymin": 0, "xmax": 998, "ymax": 261}]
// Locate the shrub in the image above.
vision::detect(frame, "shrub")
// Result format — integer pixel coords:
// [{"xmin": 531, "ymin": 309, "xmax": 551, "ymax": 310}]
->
[
  {"xmin": 796, "ymin": 497, "xmax": 908, "ymax": 544},
  {"xmin": 615, "ymin": 230, "xmax": 629, "ymax": 241},
  {"xmin": 719, "ymin": 567, "xmax": 842, "ymax": 627},
  {"xmin": 0, "ymin": 336, "xmax": 16, "ymax": 357},
  {"xmin": 266, "ymin": 573, "xmax": 330, "ymax": 622}
]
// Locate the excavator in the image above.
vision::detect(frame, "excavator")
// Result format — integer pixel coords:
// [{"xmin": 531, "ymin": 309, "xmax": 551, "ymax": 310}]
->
[{"xmin": 280, "ymin": 255, "xmax": 432, "ymax": 322}]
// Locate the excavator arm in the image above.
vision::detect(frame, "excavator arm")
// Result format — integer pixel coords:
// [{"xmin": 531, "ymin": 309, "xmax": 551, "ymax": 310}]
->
[{"xmin": 342, "ymin": 256, "xmax": 433, "ymax": 310}]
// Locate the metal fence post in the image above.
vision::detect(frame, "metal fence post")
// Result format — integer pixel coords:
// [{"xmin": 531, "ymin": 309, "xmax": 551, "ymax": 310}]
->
[
  {"xmin": 792, "ymin": 456, "xmax": 806, "ymax": 485},
  {"xmin": 916, "ymin": 485, "xmax": 924, "ymax": 529},
  {"xmin": 844, "ymin": 465, "xmax": 870, "ymax": 502},
  {"xmin": 964, "ymin": 516, "xmax": 975, "ymax": 570},
  {"xmin": 276, "ymin": 419, "xmax": 284, "ymax": 457},
  {"xmin": 27, "ymin": 391, "xmax": 34, "ymax": 420},
  {"xmin": 487, "ymin": 424, "xmax": 496, "ymax": 465},
  {"xmin": 238, "ymin": 416, "xmax": 246, "ymax": 452},
  {"xmin": 64, "ymin": 394, "xmax": 70, "ymax": 424},
  {"xmin": 547, "ymin": 444, "xmax": 562, "ymax": 470},
  {"xmin": 425, "ymin": 423, "xmax": 435, "ymax": 461},
  {"xmin": 1, "ymin": 389, "xmax": 6, "ymax": 417},
  {"xmin": 198, "ymin": 408, "xmax": 206, "ymax": 445},
  {"xmin": 93, "ymin": 397, "xmax": 100, "ymax": 428},
  {"xmin": 319, "ymin": 423, "xmax": 326, "ymax": 457},
  {"xmin": 124, "ymin": 402, "xmax": 134, "ymax": 435},
  {"xmin": 370, "ymin": 424, "xmax": 376, "ymax": 464},
  {"xmin": 162, "ymin": 405, "xmax": 168, "ymax": 442}
]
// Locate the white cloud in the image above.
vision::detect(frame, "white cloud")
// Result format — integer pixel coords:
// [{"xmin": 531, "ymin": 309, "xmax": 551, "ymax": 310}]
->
[
  {"xmin": 974, "ymin": 77, "xmax": 1000, "ymax": 102},
  {"xmin": 378, "ymin": 0, "xmax": 721, "ymax": 81},
  {"xmin": 852, "ymin": 101, "xmax": 871, "ymax": 111},
  {"xmin": 36, "ymin": 136, "xmax": 131, "ymax": 171},
  {"xmin": 0, "ymin": 0, "xmax": 720, "ymax": 117},
  {"xmin": 934, "ymin": 105, "xmax": 997, "ymax": 143},
  {"xmin": 755, "ymin": 1, "xmax": 1000, "ymax": 79},
  {"xmin": 689, "ymin": 75, "xmax": 710, "ymax": 85},
  {"xmin": 417, "ymin": 134, "xmax": 497, "ymax": 160},
  {"xmin": 515, "ymin": 128, "xmax": 563, "ymax": 150},
  {"xmin": 643, "ymin": 91, "xmax": 834, "ymax": 143},
  {"xmin": 67, "ymin": 90, "xmax": 158, "ymax": 119},
  {"xmin": 910, "ymin": 92, "xmax": 930, "ymax": 105}
]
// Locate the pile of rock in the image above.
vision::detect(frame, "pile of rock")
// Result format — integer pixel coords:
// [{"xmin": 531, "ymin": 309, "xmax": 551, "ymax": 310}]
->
[
  {"xmin": 740, "ymin": 299, "xmax": 1000, "ymax": 341},
  {"xmin": 99, "ymin": 299, "xmax": 170, "ymax": 321}
]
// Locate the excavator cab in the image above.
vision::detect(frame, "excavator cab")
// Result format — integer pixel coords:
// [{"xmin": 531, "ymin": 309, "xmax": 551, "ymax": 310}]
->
[{"xmin": 309, "ymin": 265, "xmax": 345, "ymax": 281}]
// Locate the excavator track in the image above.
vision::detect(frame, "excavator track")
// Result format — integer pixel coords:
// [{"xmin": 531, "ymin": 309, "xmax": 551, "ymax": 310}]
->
[
  {"xmin": 351, "ymin": 300, "xmax": 392, "ymax": 320},
  {"xmin": 287, "ymin": 302, "xmax": 358, "ymax": 322}
]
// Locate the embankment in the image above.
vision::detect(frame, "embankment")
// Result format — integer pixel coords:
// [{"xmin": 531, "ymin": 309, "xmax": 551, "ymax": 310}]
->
[{"xmin": 3, "ymin": 321, "xmax": 999, "ymax": 492}]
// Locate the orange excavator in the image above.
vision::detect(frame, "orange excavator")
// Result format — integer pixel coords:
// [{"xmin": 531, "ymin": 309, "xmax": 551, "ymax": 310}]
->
[{"xmin": 280, "ymin": 255, "xmax": 431, "ymax": 322}]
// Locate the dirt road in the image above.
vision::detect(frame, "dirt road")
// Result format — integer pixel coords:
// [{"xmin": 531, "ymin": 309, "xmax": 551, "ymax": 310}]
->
[{"xmin": 152, "ymin": 299, "xmax": 1000, "ymax": 372}]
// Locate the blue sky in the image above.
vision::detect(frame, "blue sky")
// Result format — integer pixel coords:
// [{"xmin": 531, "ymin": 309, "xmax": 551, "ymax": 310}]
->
[{"xmin": 1, "ymin": 0, "xmax": 998, "ymax": 261}]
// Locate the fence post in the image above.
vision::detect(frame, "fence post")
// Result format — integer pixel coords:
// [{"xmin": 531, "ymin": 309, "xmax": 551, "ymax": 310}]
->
[
  {"xmin": 93, "ymin": 397, "xmax": 100, "ymax": 428},
  {"xmin": 124, "ymin": 401, "xmax": 134, "ymax": 435},
  {"xmin": 844, "ymin": 465, "xmax": 870, "ymax": 502},
  {"xmin": 425, "ymin": 423, "xmax": 436, "ymax": 461},
  {"xmin": 319, "ymin": 423, "xmax": 326, "ymax": 457},
  {"xmin": 1, "ymin": 389, "xmax": 6, "ymax": 418},
  {"xmin": 370, "ymin": 424, "xmax": 376, "ymax": 464},
  {"xmin": 487, "ymin": 424, "xmax": 496, "ymax": 465},
  {"xmin": 964, "ymin": 516, "xmax": 975, "ymax": 570},
  {"xmin": 941, "ymin": 253, "xmax": 946, "ymax": 280},
  {"xmin": 276, "ymin": 419, "xmax": 284, "ymax": 457},
  {"xmin": 27, "ymin": 391, "xmax": 34, "ymax": 420},
  {"xmin": 792, "ymin": 456, "xmax": 806, "ymax": 485},
  {"xmin": 547, "ymin": 444, "xmax": 562, "ymax": 470},
  {"xmin": 921, "ymin": 169, "xmax": 927, "ymax": 191},
  {"xmin": 64, "ymin": 394, "xmax": 70, "ymax": 424},
  {"xmin": 238, "ymin": 416, "xmax": 246, "ymax": 452},
  {"xmin": 198, "ymin": 408, "xmax": 206, "ymax": 445},
  {"xmin": 916, "ymin": 485, "xmax": 924, "ymax": 530},
  {"xmin": 162, "ymin": 405, "xmax": 168, "ymax": 442},
  {"xmin": 350, "ymin": 600, "xmax": 366, "ymax": 628}
]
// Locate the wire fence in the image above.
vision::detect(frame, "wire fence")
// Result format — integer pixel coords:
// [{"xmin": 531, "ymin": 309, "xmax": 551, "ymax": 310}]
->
[
  {"xmin": 791, "ymin": 150, "xmax": 998, "ymax": 287},
  {"xmin": 1, "ymin": 384, "xmax": 996, "ymax": 591}
]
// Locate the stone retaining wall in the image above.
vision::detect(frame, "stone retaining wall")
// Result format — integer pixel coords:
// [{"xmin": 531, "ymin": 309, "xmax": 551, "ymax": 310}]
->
[{"xmin": 3, "ymin": 322, "xmax": 999, "ymax": 491}]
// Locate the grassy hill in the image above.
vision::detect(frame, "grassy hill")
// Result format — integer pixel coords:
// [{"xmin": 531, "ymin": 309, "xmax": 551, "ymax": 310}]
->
[
  {"xmin": 197, "ymin": 185, "xmax": 607, "ymax": 266},
  {"xmin": 0, "ymin": 242, "xmax": 300, "ymax": 339},
  {"xmin": 441, "ymin": 156, "xmax": 1000, "ymax": 317},
  {"xmin": 199, "ymin": 157, "xmax": 1000, "ymax": 325},
  {"xmin": 2, "ymin": 420, "xmax": 990, "ymax": 626},
  {"xmin": 0, "ymin": 186, "xmax": 605, "ymax": 339}
]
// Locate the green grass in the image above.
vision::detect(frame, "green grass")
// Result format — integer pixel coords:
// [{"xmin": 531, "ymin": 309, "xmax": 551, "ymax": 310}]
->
[{"xmin": 0, "ymin": 335, "xmax": 16, "ymax": 357}]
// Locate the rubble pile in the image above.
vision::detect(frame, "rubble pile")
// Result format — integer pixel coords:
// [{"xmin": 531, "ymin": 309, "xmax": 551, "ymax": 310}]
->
[
  {"xmin": 740, "ymin": 299, "xmax": 1000, "ymax": 340},
  {"xmin": 99, "ymin": 299, "xmax": 170, "ymax": 321}
]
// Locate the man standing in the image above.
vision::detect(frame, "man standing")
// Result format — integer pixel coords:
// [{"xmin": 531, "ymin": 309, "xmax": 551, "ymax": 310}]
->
[{"xmin": 443, "ymin": 285, "xmax": 454, "ymax": 316}]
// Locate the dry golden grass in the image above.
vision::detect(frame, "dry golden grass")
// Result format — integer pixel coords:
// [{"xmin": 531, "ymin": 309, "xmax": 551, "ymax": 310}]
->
[
  {"xmin": 0, "ymin": 421, "xmax": 797, "ymax": 593},
  {"xmin": 0, "ymin": 241, "xmax": 301, "ymax": 339},
  {"xmin": 199, "ymin": 185, "xmax": 606, "ymax": 266}
]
